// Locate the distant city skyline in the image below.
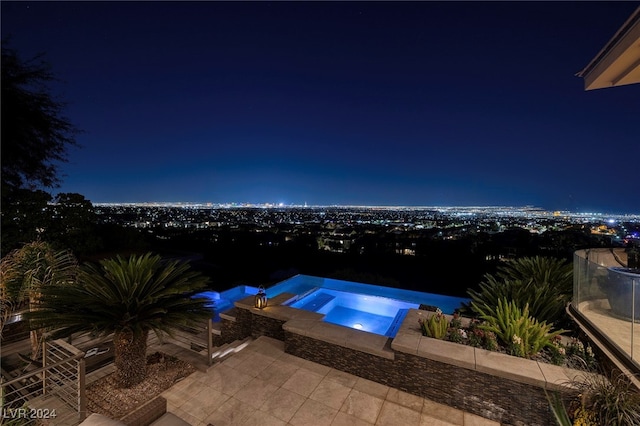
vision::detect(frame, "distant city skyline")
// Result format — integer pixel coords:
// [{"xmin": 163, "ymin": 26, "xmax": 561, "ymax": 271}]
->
[
  {"xmin": 91, "ymin": 201, "xmax": 640, "ymax": 217},
  {"xmin": 2, "ymin": 2, "xmax": 639, "ymax": 214}
]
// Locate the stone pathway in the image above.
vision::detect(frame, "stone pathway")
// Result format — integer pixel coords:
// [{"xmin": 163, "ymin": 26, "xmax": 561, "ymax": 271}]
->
[{"xmin": 161, "ymin": 336, "xmax": 500, "ymax": 426}]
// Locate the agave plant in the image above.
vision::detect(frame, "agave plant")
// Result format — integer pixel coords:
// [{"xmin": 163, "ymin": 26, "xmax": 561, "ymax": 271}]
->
[
  {"xmin": 476, "ymin": 298, "xmax": 565, "ymax": 358},
  {"xmin": 419, "ymin": 310, "xmax": 449, "ymax": 340},
  {"xmin": 28, "ymin": 253, "xmax": 213, "ymax": 388}
]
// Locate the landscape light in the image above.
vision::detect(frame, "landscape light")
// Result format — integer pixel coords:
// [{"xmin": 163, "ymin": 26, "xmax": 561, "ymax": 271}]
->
[{"xmin": 255, "ymin": 286, "xmax": 268, "ymax": 309}]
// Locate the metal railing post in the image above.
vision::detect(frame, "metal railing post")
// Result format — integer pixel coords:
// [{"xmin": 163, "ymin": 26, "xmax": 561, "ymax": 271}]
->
[
  {"xmin": 78, "ymin": 358, "xmax": 86, "ymax": 422},
  {"xmin": 42, "ymin": 338, "xmax": 47, "ymax": 396},
  {"xmin": 208, "ymin": 318, "xmax": 213, "ymax": 366}
]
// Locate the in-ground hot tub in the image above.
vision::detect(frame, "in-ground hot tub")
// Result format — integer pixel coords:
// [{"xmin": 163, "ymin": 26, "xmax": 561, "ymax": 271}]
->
[
  {"xmin": 286, "ymin": 288, "xmax": 418, "ymax": 337},
  {"xmin": 279, "ymin": 275, "xmax": 467, "ymax": 337}
]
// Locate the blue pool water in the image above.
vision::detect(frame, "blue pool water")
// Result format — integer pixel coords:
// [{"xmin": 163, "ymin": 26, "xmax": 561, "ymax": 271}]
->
[
  {"xmin": 196, "ymin": 285, "xmax": 260, "ymax": 321},
  {"xmin": 267, "ymin": 275, "xmax": 466, "ymax": 314},
  {"xmin": 287, "ymin": 288, "xmax": 419, "ymax": 336},
  {"xmin": 197, "ymin": 275, "xmax": 468, "ymax": 335}
]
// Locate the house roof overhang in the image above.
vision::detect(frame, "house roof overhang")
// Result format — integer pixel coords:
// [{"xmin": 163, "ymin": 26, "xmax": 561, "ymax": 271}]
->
[{"xmin": 577, "ymin": 6, "xmax": 640, "ymax": 90}]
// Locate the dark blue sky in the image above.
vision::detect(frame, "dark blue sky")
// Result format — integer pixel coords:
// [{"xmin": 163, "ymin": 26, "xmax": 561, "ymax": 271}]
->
[{"xmin": 3, "ymin": 2, "xmax": 639, "ymax": 213}]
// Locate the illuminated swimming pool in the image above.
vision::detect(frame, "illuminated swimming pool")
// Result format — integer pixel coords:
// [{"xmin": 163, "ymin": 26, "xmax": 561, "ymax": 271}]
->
[
  {"xmin": 198, "ymin": 275, "xmax": 468, "ymax": 336},
  {"xmin": 287, "ymin": 288, "xmax": 419, "ymax": 336},
  {"xmin": 274, "ymin": 275, "xmax": 467, "ymax": 337}
]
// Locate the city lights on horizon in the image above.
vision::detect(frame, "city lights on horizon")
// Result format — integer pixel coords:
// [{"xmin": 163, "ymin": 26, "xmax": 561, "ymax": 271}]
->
[{"xmin": 90, "ymin": 201, "xmax": 640, "ymax": 219}]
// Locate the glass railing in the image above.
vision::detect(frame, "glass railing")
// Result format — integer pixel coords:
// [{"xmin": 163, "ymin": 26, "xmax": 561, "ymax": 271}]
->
[{"xmin": 574, "ymin": 248, "xmax": 639, "ymax": 367}]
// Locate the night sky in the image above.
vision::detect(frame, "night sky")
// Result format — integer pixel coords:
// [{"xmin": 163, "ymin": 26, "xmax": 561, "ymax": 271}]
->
[{"xmin": 3, "ymin": 2, "xmax": 639, "ymax": 213}]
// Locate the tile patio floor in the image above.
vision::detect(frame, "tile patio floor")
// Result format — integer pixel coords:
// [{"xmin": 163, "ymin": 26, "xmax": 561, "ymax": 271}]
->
[{"xmin": 160, "ymin": 336, "xmax": 500, "ymax": 426}]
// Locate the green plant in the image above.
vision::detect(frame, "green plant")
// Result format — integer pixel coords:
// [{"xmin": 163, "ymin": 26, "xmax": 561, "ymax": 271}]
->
[
  {"xmin": 574, "ymin": 369, "xmax": 640, "ymax": 425},
  {"xmin": 547, "ymin": 362, "xmax": 640, "ymax": 426},
  {"xmin": 468, "ymin": 256, "xmax": 573, "ymax": 325},
  {"xmin": 572, "ymin": 407, "xmax": 597, "ymax": 426},
  {"xmin": 476, "ymin": 298, "xmax": 565, "ymax": 358},
  {"xmin": 449, "ymin": 312, "xmax": 462, "ymax": 329},
  {"xmin": 548, "ymin": 344, "xmax": 566, "ymax": 366},
  {"xmin": 483, "ymin": 331, "xmax": 498, "ymax": 351},
  {"xmin": 467, "ymin": 320, "xmax": 484, "ymax": 347},
  {"xmin": 27, "ymin": 253, "xmax": 212, "ymax": 388},
  {"xmin": 419, "ymin": 310, "xmax": 449, "ymax": 340},
  {"xmin": 469, "ymin": 277, "xmax": 566, "ymax": 325},
  {"xmin": 0, "ymin": 241, "xmax": 78, "ymax": 357},
  {"xmin": 566, "ymin": 338, "xmax": 597, "ymax": 371},
  {"xmin": 467, "ymin": 320, "xmax": 499, "ymax": 351},
  {"xmin": 499, "ymin": 256, "xmax": 573, "ymax": 295},
  {"xmin": 544, "ymin": 335, "xmax": 567, "ymax": 366},
  {"xmin": 448, "ymin": 327, "xmax": 465, "ymax": 343},
  {"xmin": 446, "ymin": 312, "xmax": 465, "ymax": 343},
  {"xmin": 545, "ymin": 389, "xmax": 572, "ymax": 426}
]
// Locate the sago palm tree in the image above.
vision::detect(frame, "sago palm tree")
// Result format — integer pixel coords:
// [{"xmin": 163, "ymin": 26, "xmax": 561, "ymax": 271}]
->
[
  {"xmin": 0, "ymin": 241, "xmax": 78, "ymax": 358},
  {"xmin": 28, "ymin": 253, "xmax": 213, "ymax": 388}
]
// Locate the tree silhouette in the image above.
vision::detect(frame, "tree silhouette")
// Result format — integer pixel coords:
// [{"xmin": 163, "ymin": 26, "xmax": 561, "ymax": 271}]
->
[
  {"xmin": 47, "ymin": 193, "xmax": 102, "ymax": 255},
  {"xmin": 1, "ymin": 40, "xmax": 79, "ymax": 193},
  {"xmin": 0, "ymin": 189, "xmax": 53, "ymax": 255},
  {"xmin": 1, "ymin": 40, "xmax": 83, "ymax": 255}
]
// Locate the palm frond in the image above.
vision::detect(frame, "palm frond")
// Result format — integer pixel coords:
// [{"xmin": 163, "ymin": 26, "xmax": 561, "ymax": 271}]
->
[
  {"xmin": 29, "ymin": 252, "xmax": 213, "ymax": 339},
  {"xmin": 468, "ymin": 256, "xmax": 572, "ymax": 325}
]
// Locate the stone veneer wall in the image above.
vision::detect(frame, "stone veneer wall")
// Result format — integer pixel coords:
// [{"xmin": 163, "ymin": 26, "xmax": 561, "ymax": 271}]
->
[
  {"xmin": 212, "ymin": 317, "xmax": 245, "ymax": 346},
  {"xmin": 249, "ymin": 311, "xmax": 286, "ymax": 340},
  {"xmin": 395, "ymin": 350, "xmax": 555, "ymax": 426},
  {"xmin": 213, "ymin": 307, "xmax": 284, "ymax": 346},
  {"xmin": 284, "ymin": 331, "xmax": 557, "ymax": 426}
]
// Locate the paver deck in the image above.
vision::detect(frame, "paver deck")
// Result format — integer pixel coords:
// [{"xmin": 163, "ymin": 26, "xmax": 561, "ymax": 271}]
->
[{"xmin": 160, "ymin": 336, "xmax": 500, "ymax": 426}]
